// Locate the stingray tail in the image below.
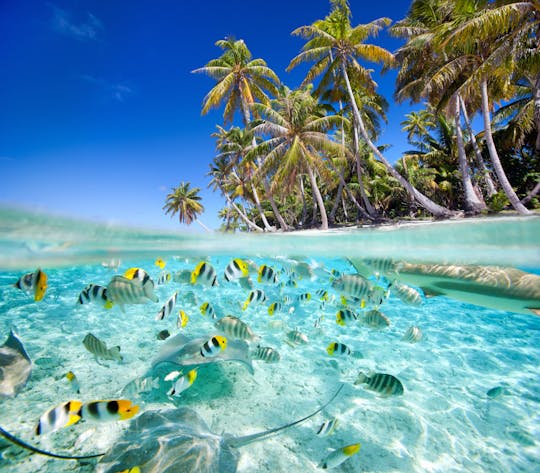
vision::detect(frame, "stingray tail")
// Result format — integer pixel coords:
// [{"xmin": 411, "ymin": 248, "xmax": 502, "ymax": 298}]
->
[
  {"xmin": 0, "ymin": 425, "xmax": 104, "ymax": 460},
  {"xmin": 227, "ymin": 383, "xmax": 344, "ymax": 449}
]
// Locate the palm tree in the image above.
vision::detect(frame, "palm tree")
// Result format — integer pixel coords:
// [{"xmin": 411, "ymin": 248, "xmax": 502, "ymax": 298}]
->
[
  {"xmin": 250, "ymin": 86, "xmax": 346, "ymax": 230},
  {"xmin": 163, "ymin": 182, "xmax": 210, "ymax": 232},
  {"xmin": 288, "ymin": 0, "xmax": 453, "ymax": 217},
  {"xmin": 193, "ymin": 37, "xmax": 289, "ymax": 230}
]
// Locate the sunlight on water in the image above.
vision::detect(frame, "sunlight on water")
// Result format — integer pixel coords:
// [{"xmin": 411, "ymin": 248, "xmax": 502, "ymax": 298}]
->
[{"xmin": 1, "ymin": 208, "xmax": 539, "ymax": 473}]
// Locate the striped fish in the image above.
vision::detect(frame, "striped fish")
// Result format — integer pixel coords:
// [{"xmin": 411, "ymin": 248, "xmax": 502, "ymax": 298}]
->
[
  {"xmin": 316, "ymin": 417, "xmax": 339, "ymax": 436},
  {"xmin": 368, "ymin": 285, "xmax": 388, "ymax": 307},
  {"xmin": 80, "ymin": 400, "xmax": 139, "ymax": 422},
  {"xmin": 402, "ymin": 326, "xmax": 423, "ymax": 343},
  {"xmin": 286, "ymin": 329, "xmax": 308, "ymax": 346},
  {"xmin": 157, "ymin": 271, "xmax": 171, "ymax": 285},
  {"xmin": 167, "ymin": 369, "xmax": 197, "ymax": 397},
  {"xmin": 251, "ymin": 346, "xmax": 280, "ymax": 363},
  {"xmin": 65, "ymin": 371, "xmax": 80, "ymax": 394},
  {"xmin": 267, "ymin": 301, "xmax": 284, "ymax": 316},
  {"xmin": 258, "ymin": 264, "xmax": 278, "ymax": 284},
  {"xmin": 200, "ymin": 336, "xmax": 227, "ymax": 357},
  {"xmin": 332, "ymin": 274, "xmax": 372, "ymax": 302},
  {"xmin": 215, "ymin": 315, "xmax": 258, "ymax": 342},
  {"xmin": 243, "ymin": 289, "xmax": 266, "ymax": 310},
  {"xmin": 296, "ymin": 292, "xmax": 311, "ymax": 303},
  {"xmin": 82, "ymin": 333, "xmax": 122, "ymax": 362},
  {"xmin": 14, "ymin": 268, "xmax": 48, "ymax": 302},
  {"xmin": 391, "ymin": 281, "xmax": 423, "ymax": 306},
  {"xmin": 156, "ymin": 292, "xmax": 178, "ymax": 321},
  {"xmin": 124, "ymin": 268, "xmax": 157, "ymax": 298},
  {"xmin": 315, "ymin": 289, "xmax": 329, "ymax": 301},
  {"xmin": 224, "ymin": 258, "xmax": 249, "ymax": 282},
  {"xmin": 326, "ymin": 342, "xmax": 351, "ymax": 357},
  {"xmin": 318, "ymin": 443, "xmax": 360, "ymax": 469},
  {"xmin": 336, "ymin": 308, "xmax": 358, "ymax": 326},
  {"xmin": 191, "ymin": 261, "xmax": 218, "ymax": 287},
  {"xmin": 362, "ymin": 309, "xmax": 390, "ymax": 329},
  {"xmin": 200, "ymin": 301, "xmax": 217, "ymax": 319},
  {"xmin": 355, "ymin": 372, "xmax": 404, "ymax": 396},
  {"xmin": 35, "ymin": 400, "xmax": 82, "ymax": 435},
  {"xmin": 77, "ymin": 284, "xmax": 108, "ymax": 306},
  {"xmin": 106, "ymin": 275, "xmax": 158, "ymax": 311}
]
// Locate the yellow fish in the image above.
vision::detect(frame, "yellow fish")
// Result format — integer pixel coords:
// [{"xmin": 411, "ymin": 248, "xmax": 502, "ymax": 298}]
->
[
  {"xmin": 178, "ymin": 309, "xmax": 189, "ymax": 328},
  {"xmin": 154, "ymin": 258, "xmax": 166, "ymax": 269}
]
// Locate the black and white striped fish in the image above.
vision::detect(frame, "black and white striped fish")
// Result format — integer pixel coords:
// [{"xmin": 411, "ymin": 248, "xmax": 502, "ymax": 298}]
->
[
  {"xmin": 391, "ymin": 281, "xmax": 423, "ymax": 305},
  {"xmin": 77, "ymin": 284, "xmax": 108, "ymax": 306},
  {"xmin": 215, "ymin": 315, "xmax": 258, "ymax": 342},
  {"xmin": 355, "ymin": 372, "xmax": 404, "ymax": 396},
  {"xmin": 157, "ymin": 271, "xmax": 172, "ymax": 285},
  {"xmin": 286, "ymin": 329, "xmax": 308, "ymax": 346},
  {"xmin": 326, "ymin": 342, "xmax": 351, "ymax": 357},
  {"xmin": 200, "ymin": 336, "xmax": 227, "ymax": 357},
  {"xmin": 224, "ymin": 258, "xmax": 249, "ymax": 282},
  {"xmin": 156, "ymin": 292, "xmax": 178, "ymax": 321},
  {"xmin": 332, "ymin": 274, "xmax": 372, "ymax": 302},
  {"xmin": 362, "ymin": 309, "xmax": 390, "ymax": 329},
  {"xmin": 316, "ymin": 417, "xmax": 339, "ymax": 436},
  {"xmin": 106, "ymin": 274, "xmax": 158, "ymax": 311},
  {"xmin": 336, "ymin": 308, "xmax": 358, "ymax": 326},
  {"xmin": 243, "ymin": 289, "xmax": 266, "ymax": 310},
  {"xmin": 82, "ymin": 333, "xmax": 122, "ymax": 362},
  {"xmin": 258, "ymin": 264, "xmax": 278, "ymax": 284},
  {"xmin": 251, "ymin": 346, "xmax": 280, "ymax": 363},
  {"xmin": 191, "ymin": 261, "xmax": 218, "ymax": 287},
  {"xmin": 35, "ymin": 400, "xmax": 82, "ymax": 435}
]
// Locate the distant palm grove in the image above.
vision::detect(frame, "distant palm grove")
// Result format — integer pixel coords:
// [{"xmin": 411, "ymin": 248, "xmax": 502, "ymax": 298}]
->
[{"xmin": 165, "ymin": 0, "xmax": 539, "ymax": 231}]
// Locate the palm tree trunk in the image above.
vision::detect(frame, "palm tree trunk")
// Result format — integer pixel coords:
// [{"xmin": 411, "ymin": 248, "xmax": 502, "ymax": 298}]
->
[
  {"xmin": 250, "ymin": 182, "xmax": 273, "ymax": 231},
  {"xmin": 195, "ymin": 219, "xmax": 212, "ymax": 233},
  {"xmin": 533, "ymin": 73, "xmax": 540, "ymax": 157},
  {"xmin": 242, "ymin": 103, "xmax": 289, "ymax": 231},
  {"xmin": 454, "ymin": 99, "xmax": 486, "ymax": 213},
  {"xmin": 299, "ymin": 175, "xmax": 308, "ymax": 225},
  {"xmin": 307, "ymin": 166, "xmax": 328, "ymax": 229},
  {"xmin": 352, "ymin": 123, "xmax": 377, "ymax": 217},
  {"xmin": 480, "ymin": 79, "xmax": 531, "ymax": 215},
  {"xmin": 340, "ymin": 63, "xmax": 453, "ymax": 218},
  {"xmin": 521, "ymin": 180, "xmax": 540, "ymax": 205},
  {"xmin": 220, "ymin": 186, "xmax": 263, "ymax": 232},
  {"xmin": 458, "ymin": 95, "xmax": 497, "ymax": 197},
  {"xmin": 329, "ymin": 173, "xmax": 345, "ymax": 224}
]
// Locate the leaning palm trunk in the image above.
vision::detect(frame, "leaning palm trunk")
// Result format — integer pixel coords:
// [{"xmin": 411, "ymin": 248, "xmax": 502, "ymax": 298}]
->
[
  {"xmin": 307, "ymin": 166, "xmax": 329, "ymax": 229},
  {"xmin": 249, "ymin": 182, "xmax": 274, "ymax": 231},
  {"xmin": 341, "ymin": 63, "xmax": 453, "ymax": 217},
  {"xmin": 521, "ymin": 180, "xmax": 540, "ymax": 205},
  {"xmin": 458, "ymin": 95, "xmax": 497, "ymax": 198},
  {"xmin": 352, "ymin": 124, "xmax": 377, "ymax": 217},
  {"xmin": 480, "ymin": 79, "xmax": 531, "ymax": 215},
  {"xmin": 329, "ymin": 175, "xmax": 345, "ymax": 224},
  {"xmin": 195, "ymin": 219, "xmax": 212, "ymax": 233},
  {"xmin": 299, "ymin": 175, "xmax": 308, "ymax": 225},
  {"xmin": 454, "ymin": 100, "xmax": 486, "ymax": 213},
  {"xmin": 220, "ymin": 186, "xmax": 263, "ymax": 232}
]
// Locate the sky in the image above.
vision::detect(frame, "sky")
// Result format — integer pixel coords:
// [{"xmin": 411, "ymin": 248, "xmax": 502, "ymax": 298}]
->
[{"xmin": 0, "ymin": 0, "xmax": 418, "ymax": 232}]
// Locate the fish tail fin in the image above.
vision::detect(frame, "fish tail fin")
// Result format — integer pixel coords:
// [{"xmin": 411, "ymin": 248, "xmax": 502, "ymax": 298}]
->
[
  {"xmin": 354, "ymin": 372, "xmax": 367, "ymax": 385},
  {"xmin": 242, "ymin": 301, "xmax": 249, "ymax": 311},
  {"xmin": 64, "ymin": 414, "xmax": 81, "ymax": 428}
]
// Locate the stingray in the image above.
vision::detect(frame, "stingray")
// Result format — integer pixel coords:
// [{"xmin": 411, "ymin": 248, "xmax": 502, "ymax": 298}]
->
[
  {"xmin": 349, "ymin": 259, "xmax": 540, "ymax": 316},
  {"xmin": 150, "ymin": 332, "xmax": 254, "ymax": 374},
  {"xmin": 0, "ymin": 330, "xmax": 32, "ymax": 398},
  {"xmin": 0, "ymin": 385, "xmax": 343, "ymax": 471}
]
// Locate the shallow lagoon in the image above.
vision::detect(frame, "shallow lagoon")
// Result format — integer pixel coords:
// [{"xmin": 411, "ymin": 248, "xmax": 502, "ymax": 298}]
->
[{"xmin": 0, "ymin": 210, "xmax": 539, "ymax": 472}]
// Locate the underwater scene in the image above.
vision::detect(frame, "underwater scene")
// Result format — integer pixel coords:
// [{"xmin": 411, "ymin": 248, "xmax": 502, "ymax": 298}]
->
[{"xmin": 1, "ymin": 211, "xmax": 540, "ymax": 473}]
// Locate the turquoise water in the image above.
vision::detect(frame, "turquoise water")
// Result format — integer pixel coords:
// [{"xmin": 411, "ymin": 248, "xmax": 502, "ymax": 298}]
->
[{"xmin": 1, "ymin": 209, "xmax": 539, "ymax": 472}]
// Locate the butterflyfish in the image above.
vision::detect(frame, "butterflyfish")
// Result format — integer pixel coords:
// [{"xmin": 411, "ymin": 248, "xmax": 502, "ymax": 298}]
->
[
  {"xmin": 336, "ymin": 308, "xmax": 358, "ymax": 326},
  {"xmin": 156, "ymin": 292, "xmax": 178, "ymax": 321},
  {"xmin": 167, "ymin": 369, "xmax": 197, "ymax": 397},
  {"xmin": 177, "ymin": 310, "xmax": 189, "ymax": 328},
  {"xmin": 80, "ymin": 400, "xmax": 139, "ymax": 422},
  {"xmin": 258, "ymin": 264, "xmax": 278, "ymax": 284},
  {"xmin": 318, "ymin": 443, "xmax": 360, "ymax": 469},
  {"xmin": 35, "ymin": 401, "xmax": 83, "ymax": 435},
  {"xmin": 65, "ymin": 371, "xmax": 80, "ymax": 394},
  {"xmin": 14, "ymin": 268, "xmax": 48, "ymax": 302},
  {"xmin": 224, "ymin": 258, "xmax": 249, "ymax": 282},
  {"xmin": 157, "ymin": 271, "xmax": 172, "ymax": 285},
  {"xmin": 77, "ymin": 284, "xmax": 109, "ymax": 307},
  {"xmin": 154, "ymin": 258, "xmax": 166, "ymax": 269},
  {"xmin": 267, "ymin": 301, "xmax": 284, "ymax": 316},
  {"xmin": 326, "ymin": 342, "xmax": 351, "ymax": 357},
  {"xmin": 200, "ymin": 301, "xmax": 217, "ymax": 319},
  {"xmin": 355, "ymin": 372, "xmax": 404, "ymax": 396},
  {"xmin": 316, "ymin": 417, "xmax": 339, "ymax": 436},
  {"xmin": 200, "ymin": 336, "xmax": 227, "ymax": 357},
  {"xmin": 243, "ymin": 289, "xmax": 266, "ymax": 310},
  {"xmin": 191, "ymin": 261, "xmax": 218, "ymax": 287}
]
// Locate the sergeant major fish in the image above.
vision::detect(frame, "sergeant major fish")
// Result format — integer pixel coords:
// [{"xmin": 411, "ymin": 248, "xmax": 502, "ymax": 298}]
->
[
  {"xmin": 82, "ymin": 333, "xmax": 122, "ymax": 362},
  {"xmin": 251, "ymin": 346, "xmax": 280, "ymax": 363},
  {"xmin": 361, "ymin": 309, "xmax": 390, "ymax": 329},
  {"xmin": 390, "ymin": 281, "xmax": 423, "ymax": 306},
  {"xmin": 77, "ymin": 284, "xmax": 109, "ymax": 307},
  {"xmin": 332, "ymin": 275, "xmax": 372, "ymax": 305},
  {"xmin": 106, "ymin": 274, "xmax": 158, "ymax": 312},
  {"xmin": 355, "ymin": 372, "xmax": 404, "ymax": 397},
  {"xmin": 215, "ymin": 315, "xmax": 258, "ymax": 342},
  {"xmin": 402, "ymin": 326, "xmax": 423, "ymax": 343}
]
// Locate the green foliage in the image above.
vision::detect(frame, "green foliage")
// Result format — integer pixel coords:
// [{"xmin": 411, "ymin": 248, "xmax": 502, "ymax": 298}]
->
[{"xmin": 488, "ymin": 191, "xmax": 510, "ymax": 212}]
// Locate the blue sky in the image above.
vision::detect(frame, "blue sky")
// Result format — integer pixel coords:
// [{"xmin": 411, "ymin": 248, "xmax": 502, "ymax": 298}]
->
[{"xmin": 0, "ymin": 0, "xmax": 417, "ymax": 231}]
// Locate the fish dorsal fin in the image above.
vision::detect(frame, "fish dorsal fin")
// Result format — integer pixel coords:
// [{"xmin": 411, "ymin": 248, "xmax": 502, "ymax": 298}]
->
[{"xmin": 226, "ymin": 384, "xmax": 344, "ymax": 449}]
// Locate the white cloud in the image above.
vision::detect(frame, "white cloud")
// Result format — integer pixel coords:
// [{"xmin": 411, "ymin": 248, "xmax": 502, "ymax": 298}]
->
[
  {"xmin": 80, "ymin": 75, "xmax": 135, "ymax": 102},
  {"xmin": 50, "ymin": 4, "xmax": 103, "ymax": 41}
]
